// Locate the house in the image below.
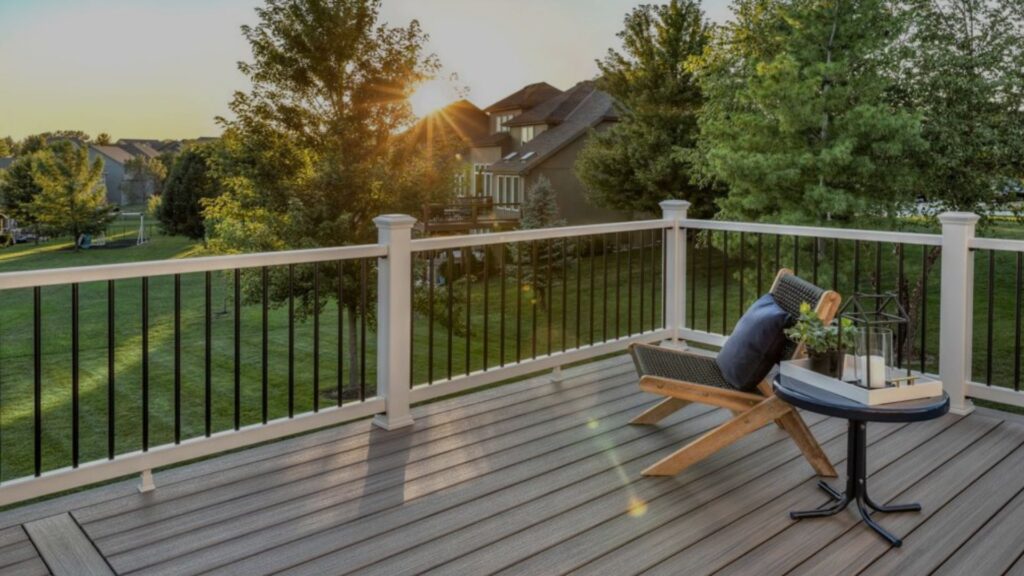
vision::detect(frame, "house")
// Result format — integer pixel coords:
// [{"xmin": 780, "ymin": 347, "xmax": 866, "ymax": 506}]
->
[
  {"xmin": 87, "ymin": 144, "xmax": 135, "ymax": 204},
  {"xmin": 466, "ymin": 81, "xmax": 626, "ymax": 225}
]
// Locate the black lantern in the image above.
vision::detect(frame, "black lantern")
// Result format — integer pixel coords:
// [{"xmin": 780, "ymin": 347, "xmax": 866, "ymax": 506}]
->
[{"xmin": 837, "ymin": 293, "xmax": 912, "ymax": 389}]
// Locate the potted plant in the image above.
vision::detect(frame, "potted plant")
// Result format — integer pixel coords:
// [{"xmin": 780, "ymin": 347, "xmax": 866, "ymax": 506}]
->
[{"xmin": 784, "ymin": 302, "xmax": 858, "ymax": 377}]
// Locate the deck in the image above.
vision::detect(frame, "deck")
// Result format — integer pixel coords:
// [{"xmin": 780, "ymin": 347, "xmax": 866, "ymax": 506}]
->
[{"xmin": 3, "ymin": 354, "xmax": 1024, "ymax": 575}]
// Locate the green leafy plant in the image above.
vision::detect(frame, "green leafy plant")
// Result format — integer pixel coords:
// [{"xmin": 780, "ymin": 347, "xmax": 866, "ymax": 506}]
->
[{"xmin": 784, "ymin": 302, "xmax": 858, "ymax": 355}]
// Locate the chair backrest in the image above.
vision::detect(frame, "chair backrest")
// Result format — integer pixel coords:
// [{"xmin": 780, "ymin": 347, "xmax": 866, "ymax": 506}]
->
[{"xmin": 769, "ymin": 269, "xmax": 841, "ymax": 360}]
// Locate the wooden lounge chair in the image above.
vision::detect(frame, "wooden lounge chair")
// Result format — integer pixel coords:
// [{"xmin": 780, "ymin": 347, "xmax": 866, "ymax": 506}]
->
[{"xmin": 629, "ymin": 269, "xmax": 840, "ymax": 477}]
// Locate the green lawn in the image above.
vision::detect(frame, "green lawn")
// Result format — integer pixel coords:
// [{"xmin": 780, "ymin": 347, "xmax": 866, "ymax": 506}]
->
[{"xmin": 3, "ymin": 220, "xmax": 1024, "ymax": 482}]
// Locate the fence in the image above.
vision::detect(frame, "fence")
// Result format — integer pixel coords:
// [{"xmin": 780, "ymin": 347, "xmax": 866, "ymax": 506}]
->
[{"xmin": 0, "ymin": 203, "xmax": 1015, "ymax": 506}]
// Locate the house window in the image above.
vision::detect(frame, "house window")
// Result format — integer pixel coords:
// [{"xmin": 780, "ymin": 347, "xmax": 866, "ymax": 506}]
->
[
  {"xmin": 521, "ymin": 125, "xmax": 535, "ymax": 144},
  {"xmin": 495, "ymin": 113, "xmax": 515, "ymax": 133},
  {"xmin": 474, "ymin": 164, "xmax": 493, "ymax": 197}
]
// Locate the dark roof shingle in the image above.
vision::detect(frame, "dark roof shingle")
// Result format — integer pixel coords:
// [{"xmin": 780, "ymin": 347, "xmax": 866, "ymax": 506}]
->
[{"xmin": 484, "ymin": 82, "xmax": 562, "ymax": 113}]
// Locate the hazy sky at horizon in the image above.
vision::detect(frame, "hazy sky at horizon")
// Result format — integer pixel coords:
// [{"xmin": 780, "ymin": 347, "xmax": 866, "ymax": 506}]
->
[{"xmin": 0, "ymin": 0, "xmax": 732, "ymax": 141}]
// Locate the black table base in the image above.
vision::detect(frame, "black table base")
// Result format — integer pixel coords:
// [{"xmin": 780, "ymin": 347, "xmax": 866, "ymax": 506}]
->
[{"xmin": 789, "ymin": 420, "xmax": 920, "ymax": 547}]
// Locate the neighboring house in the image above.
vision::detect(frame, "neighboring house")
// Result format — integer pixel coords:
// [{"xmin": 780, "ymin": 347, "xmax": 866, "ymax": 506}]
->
[
  {"xmin": 467, "ymin": 81, "xmax": 625, "ymax": 225},
  {"xmin": 0, "ymin": 157, "xmax": 13, "ymax": 171},
  {"xmin": 87, "ymin": 145, "xmax": 134, "ymax": 204},
  {"xmin": 116, "ymin": 139, "xmax": 163, "ymax": 160}
]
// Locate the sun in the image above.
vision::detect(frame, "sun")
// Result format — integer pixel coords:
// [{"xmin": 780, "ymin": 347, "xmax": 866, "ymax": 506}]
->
[{"xmin": 409, "ymin": 78, "xmax": 456, "ymax": 118}]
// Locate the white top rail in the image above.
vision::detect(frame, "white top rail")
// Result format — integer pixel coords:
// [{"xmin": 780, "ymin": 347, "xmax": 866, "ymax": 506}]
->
[
  {"xmin": 683, "ymin": 219, "xmax": 942, "ymax": 246},
  {"xmin": 411, "ymin": 219, "xmax": 671, "ymax": 252},
  {"xmin": 0, "ymin": 244, "xmax": 387, "ymax": 290},
  {"xmin": 969, "ymin": 237, "xmax": 1024, "ymax": 253}
]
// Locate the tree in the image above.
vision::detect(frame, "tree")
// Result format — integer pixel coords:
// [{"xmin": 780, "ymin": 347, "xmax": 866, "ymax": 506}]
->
[
  {"xmin": 0, "ymin": 155, "xmax": 43, "ymax": 228},
  {"xmin": 576, "ymin": 0, "xmax": 716, "ymax": 217},
  {"xmin": 516, "ymin": 176, "xmax": 571, "ymax": 306},
  {"xmin": 122, "ymin": 155, "xmax": 168, "ymax": 204},
  {"xmin": 159, "ymin": 143, "xmax": 223, "ymax": 239},
  {"xmin": 0, "ymin": 136, "xmax": 12, "ymax": 157},
  {"xmin": 899, "ymin": 0, "xmax": 1024, "ymax": 215},
  {"xmin": 696, "ymin": 0, "xmax": 926, "ymax": 224},
  {"xmin": 30, "ymin": 141, "xmax": 114, "ymax": 248},
  {"xmin": 95, "ymin": 133, "xmax": 112, "ymax": 145},
  {"xmin": 206, "ymin": 0, "xmax": 442, "ymax": 393}
]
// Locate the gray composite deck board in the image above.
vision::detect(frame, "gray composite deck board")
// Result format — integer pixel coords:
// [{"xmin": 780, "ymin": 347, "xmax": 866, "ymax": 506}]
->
[
  {"xmin": 23, "ymin": 513, "xmax": 112, "ymax": 576},
  {"xmin": 2, "ymin": 354, "xmax": 1024, "ymax": 575}
]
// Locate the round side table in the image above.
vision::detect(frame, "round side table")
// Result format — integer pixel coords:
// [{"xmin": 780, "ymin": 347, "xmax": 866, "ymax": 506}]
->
[{"xmin": 773, "ymin": 376, "xmax": 949, "ymax": 547}]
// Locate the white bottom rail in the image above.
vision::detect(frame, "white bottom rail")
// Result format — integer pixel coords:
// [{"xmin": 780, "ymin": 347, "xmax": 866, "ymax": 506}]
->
[{"xmin": 0, "ymin": 399, "xmax": 384, "ymax": 507}]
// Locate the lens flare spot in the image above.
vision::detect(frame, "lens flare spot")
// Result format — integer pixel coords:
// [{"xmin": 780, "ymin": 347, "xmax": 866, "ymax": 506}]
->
[
  {"xmin": 587, "ymin": 419, "xmax": 600, "ymax": 430},
  {"xmin": 627, "ymin": 497, "xmax": 648, "ymax": 518}
]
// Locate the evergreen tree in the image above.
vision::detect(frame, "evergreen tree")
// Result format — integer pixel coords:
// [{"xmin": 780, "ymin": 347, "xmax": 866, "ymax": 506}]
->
[
  {"xmin": 95, "ymin": 133, "xmax": 112, "ymax": 145},
  {"xmin": 696, "ymin": 0, "xmax": 926, "ymax": 224},
  {"xmin": 159, "ymin": 144, "xmax": 223, "ymax": 239},
  {"xmin": 30, "ymin": 142, "xmax": 113, "ymax": 248},
  {"xmin": 576, "ymin": 0, "xmax": 716, "ymax": 217},
  {"xmin": 0, "ymin": 155, "xmax": 43, "ymax": 228},
  {"xmin": 516, "ymin": 176, "xmax": 571, "ymax": 306}
]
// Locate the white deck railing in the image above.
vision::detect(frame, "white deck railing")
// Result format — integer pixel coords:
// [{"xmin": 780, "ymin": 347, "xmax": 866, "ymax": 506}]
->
[{"xmin": 0, "ymin": 202, "xmax": 1014, "ymax": 506}]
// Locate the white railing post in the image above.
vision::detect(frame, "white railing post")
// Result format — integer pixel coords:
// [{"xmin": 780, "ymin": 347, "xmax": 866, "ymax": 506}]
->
[
  {"xmin": 373, "ymin": 214, "xmax": 417, "ymax": 430},
  {"xmin": 661, "ymin": 200, "xmax": 691, "ymax": 342},
  {"xmin": 938, "ymin": 212, "xmax": 979, "ymax": 415}
]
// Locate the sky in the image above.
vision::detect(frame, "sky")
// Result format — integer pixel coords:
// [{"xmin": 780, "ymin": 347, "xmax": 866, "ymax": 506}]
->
[{"xmin": 0, "ymin": 0, "xmax": 732, "ymax": 141}]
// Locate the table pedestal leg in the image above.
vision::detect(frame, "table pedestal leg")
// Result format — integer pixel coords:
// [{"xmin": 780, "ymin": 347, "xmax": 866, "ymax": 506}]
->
[{"xmin": 789, "ymin": 420, "xmax": 920, "ymax": 547}]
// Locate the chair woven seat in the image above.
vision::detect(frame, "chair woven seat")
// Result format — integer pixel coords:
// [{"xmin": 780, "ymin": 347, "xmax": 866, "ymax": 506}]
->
[{"xmin": 631, "ymin": 345, "xmax": 733, "ymax": 390}]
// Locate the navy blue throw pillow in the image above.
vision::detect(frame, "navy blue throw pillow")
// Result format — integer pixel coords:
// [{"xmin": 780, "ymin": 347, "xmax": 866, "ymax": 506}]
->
[{"xmin": 715, "ymin": 294, "xmax": 794, "ymax": 392}]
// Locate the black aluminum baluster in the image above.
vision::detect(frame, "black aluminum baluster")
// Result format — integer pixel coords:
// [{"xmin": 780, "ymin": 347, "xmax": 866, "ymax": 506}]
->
[
  {"xmin": 173, "ymin": 275, "xmax": 180, "ymax": 444},
  {"xmin": 774, "ymin": 235, "xmax": 781, "ymax": 274},
  {"xmin": 288, "ymin": 265, "xmax": 295, "ymax": 417},
  {"xmin": 722, "ymin": 232, "xmax": 728, "ymax": 334},
  {"xmin": 689, "ymin": 230, "xmax": 696, "ymax": 328},
  {"xmin": 142, "ymin": 277, "xmax": 149, "ymax": 450},
  {"xmin": 360, "ymin": 259, "xmax": 368, "ymax": 400},
  {"xmin": 205, "ymin": 272, "xmax": 211, "ymax": 436},
  {"xmin": 832, "ymin": 239, "xmax": 839, "ymax": 291},
  {"xmin": 1016, "ymin": 253, "xmax": 1022, "ymax": 391},
  {"xmin": 547, "ymin": 239, "xmax": 554, "ymax": 354},
  {"xmin": 854, "ymin": 240, "xmax": 862, "ymax": 293},
  {"xmin": 920, "ymin": 246, "xmax": 928, "ymax": 373},
  {"xmin": 516, "ymin": 244, "xmax": 522, "ymax": 362},
  {"xmin": 874, "ymin": 242, "xmax": 883, "ymax": 298},
  {"xmin": 483, "ymin": 248, "xmax": 490, "ymax": 371},
  {"xmin": 739, "ymin": 232, "xmax": 746, "ymax": 312},
  {"xmin": 34, "ymin": 286, "xmax": 41, "ymax": 475},
  {"xmin": 500, "ymin": 247, "xmax": 507, "ymax": 366},
  {"xmin": 603, "ymin": 234, "xmax": 610, "ymax": 340},
  {"xmin": 897, "ymin": 244, "xmax": 906, "ymax": 368},
  {"xmin": 449, "ymin": 249, "xmax": 455, "ymax": 376},
  {"xmin": 756, "ymin": 233, "xmax": 764, "ymax": 295},
  {"xmin": 812, "ymin": 237, "xmax": 819, "ymax": 286},
  {"xmin": 234, "ymin": 269, "xmax": 241, "ymax": 429},
  {"xmin": 639, "ymin": 231, "xmax": 646, "ymax": 334},
  {"xmin": 465, "ymin": 247, "xmax": 472, "ymax": 374},
  {"xmin": 628, "ymin": 232, "xmax": 634, "ymax": 336},
  {"xmin": 262, "ymin": 267, "xmax": 269, "ymax": 422},
  {"xmin": 562, "ymin": 237, "xmax": 569, "ymax": 350},
  {"xmin": 314, "ymin": 262, "xmax": 320, "ymax": 411},
  {"xmin": 576, "ymin": 236, "xmax": 583, "ymax": 345},
  {"xmin": 987, "ymin": 251, "xmax": 995, "ymax": 385},
  {"xmin": 590, "ymin": 236, "xmax": 597, "ymax": 343},
  {"xmin": 532, "ymin": 241, "xmax": 538, "ymax": 359},
  {"xmin": 706, "ymin": 232, "xmax": 712, "ymax": 332},
  {"xmin": 615, "ymin": 233, "xmax": 621, "ymax": 338},
  {"xmin": 72, "ymin": 283, "xmax": 80, "ymax": 465},
  {"xmin": 793, "ymin": 236, "xmax": 799, "ymax": 276},
  {"xmin": 108, "ymin": 280, "xmax": 116, "ymax": 456},
  {"xmin": 428, "ymin": 252, "xmax": 436, "ymax": 380},
  {"xmin": 337, "ymin": 261, "xmax": 344, "ymax": 403}
]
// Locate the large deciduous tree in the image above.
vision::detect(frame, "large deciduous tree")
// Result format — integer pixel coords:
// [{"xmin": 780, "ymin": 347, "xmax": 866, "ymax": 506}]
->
[
  {"xmin": 30, "ymin": 142, "xmax": 113, "ymax": 248},
  {"xmin": 159, "ymin": 143, "xmax": 224, "ymax": 239},
  {"xmin": 696, "ymin": 0, "xmax": 926, "ymax": 224},
  {"xmin": 899, "ymin": 0, "xmax": 1024, "ymax": 214},
  {"xmin": 206, "ymin": 0, "xmax": 443, "ymax": 394},
  {"xmin": 576, "ymin": 0, "xmax": 716, "ymax": 217}
]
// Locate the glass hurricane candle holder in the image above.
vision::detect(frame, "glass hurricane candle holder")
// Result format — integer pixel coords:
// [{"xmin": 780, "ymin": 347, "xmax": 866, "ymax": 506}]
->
[{"xmin": 855, "ymin": 328, "xmax": 893, "ymax": 389}]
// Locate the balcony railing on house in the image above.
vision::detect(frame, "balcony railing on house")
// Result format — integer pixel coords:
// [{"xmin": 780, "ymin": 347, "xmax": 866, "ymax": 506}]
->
[
  {"xmin": 416, "ymin": 195, "xmax": 520, "ymax": 235},
  {"xmin": 0, "ymin": 203, "xmax": 1018, "ymax": 508}
]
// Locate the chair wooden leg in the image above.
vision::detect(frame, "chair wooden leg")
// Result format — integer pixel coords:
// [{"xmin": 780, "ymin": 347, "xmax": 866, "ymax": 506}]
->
[
  {"xmin": 642, "ymin": 396, "xmax": 792, "ymax": 477},
  {"xmin": 630, "ymin": 398, "xmax": 689, "ymax": 425},
  {"xmin": 776, "ymin": 410, "xmax": 838, "ymax": 477}
]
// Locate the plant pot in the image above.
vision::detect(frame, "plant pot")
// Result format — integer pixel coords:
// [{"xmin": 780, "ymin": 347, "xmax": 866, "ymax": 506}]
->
[{"xmin": 808, "ymin": 350, "xmax": 844, "ymax": 379}]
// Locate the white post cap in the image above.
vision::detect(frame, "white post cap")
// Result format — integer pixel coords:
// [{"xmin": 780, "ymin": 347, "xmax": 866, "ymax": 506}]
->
[
  {"xmin": 373, "ymin": 214, "xmax": 418, "ymax": 229},
  {"xmin": 937, "ymin": 212, "xmax": 980, "ymax": 226}
]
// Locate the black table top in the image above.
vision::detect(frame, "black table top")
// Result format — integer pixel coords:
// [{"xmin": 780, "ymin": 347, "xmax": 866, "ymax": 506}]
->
[{"xmin": 774, "ymin": 375, "xmax": 950, "ymax": 423}]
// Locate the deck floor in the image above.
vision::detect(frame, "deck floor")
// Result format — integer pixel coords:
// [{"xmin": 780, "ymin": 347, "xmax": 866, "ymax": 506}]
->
[{"xmin": 4, "ymin": 354, "xmax": 1024, "ymax": 575}]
